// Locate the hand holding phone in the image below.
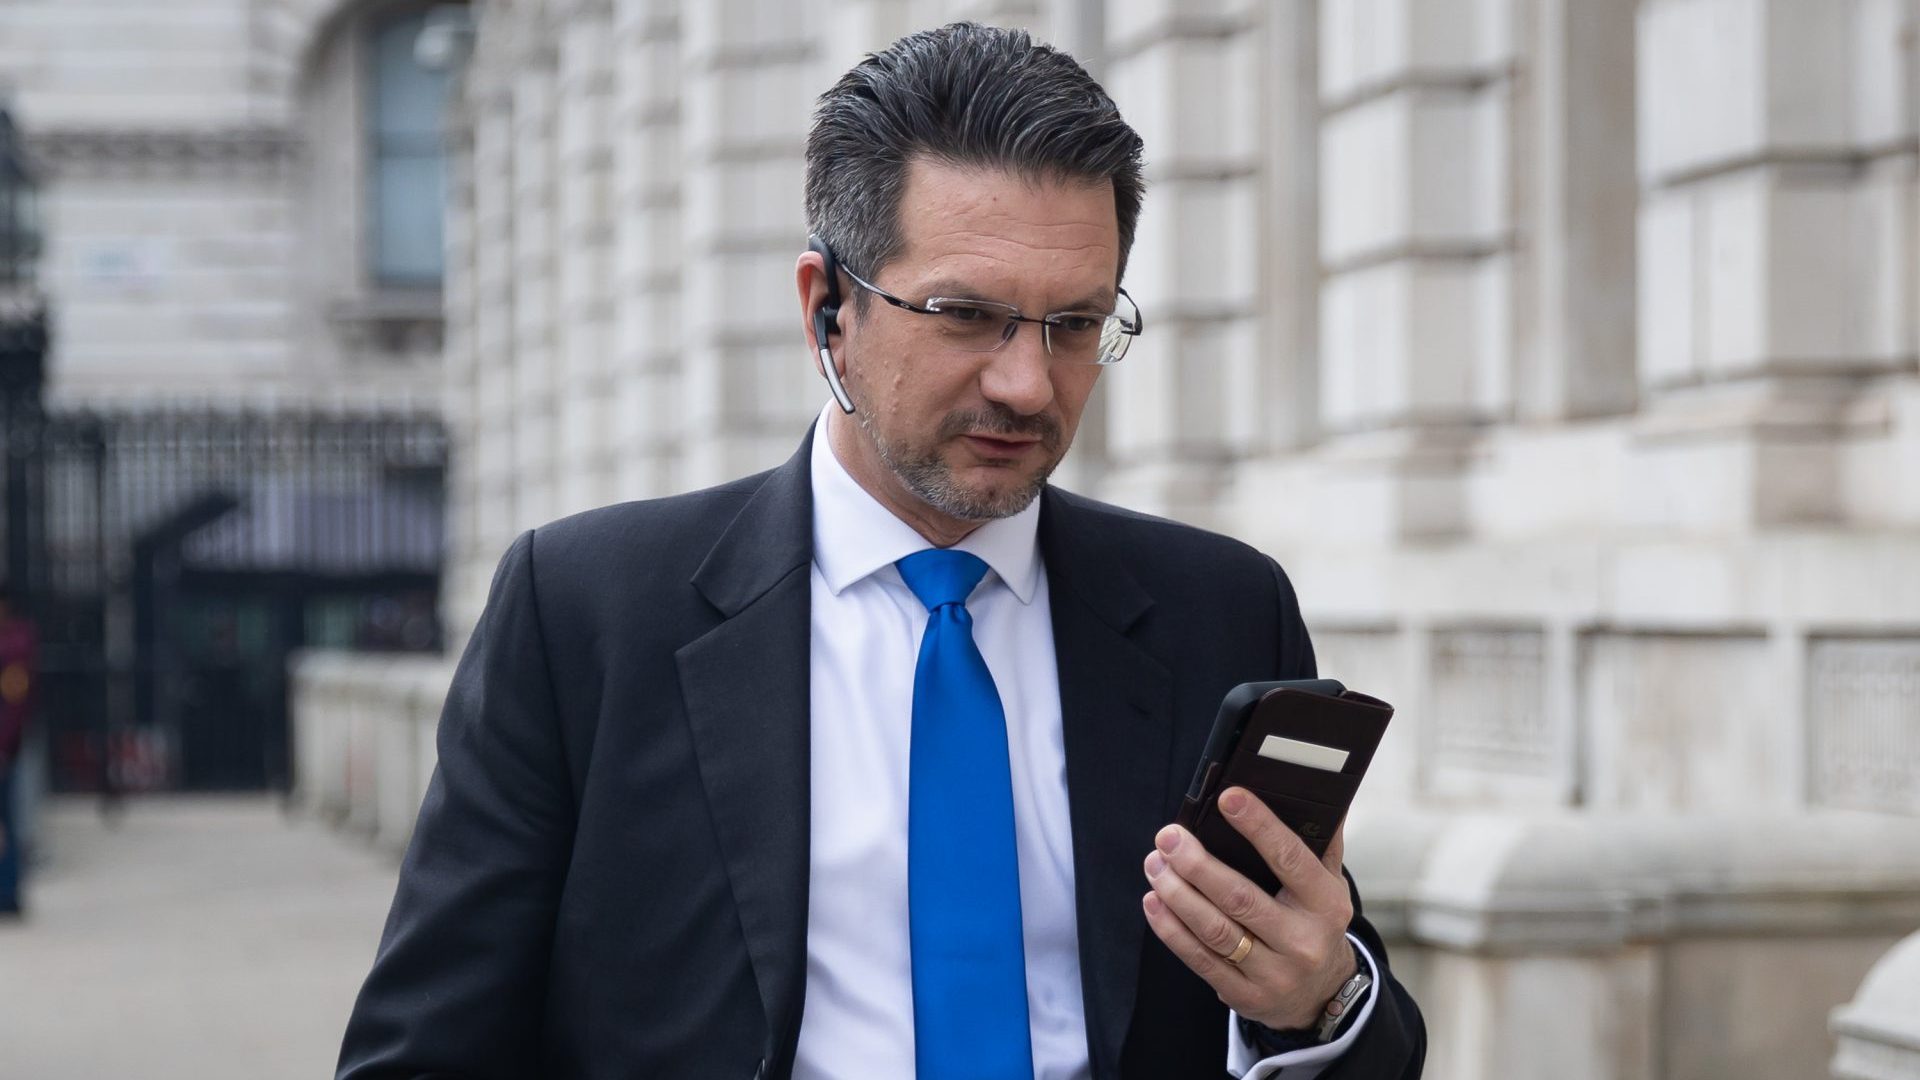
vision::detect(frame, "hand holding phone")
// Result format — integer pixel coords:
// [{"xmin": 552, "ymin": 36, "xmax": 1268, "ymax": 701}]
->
[{"xmin": 1174, "ymin": 679, "xmax": 1393, "ymax": 894}]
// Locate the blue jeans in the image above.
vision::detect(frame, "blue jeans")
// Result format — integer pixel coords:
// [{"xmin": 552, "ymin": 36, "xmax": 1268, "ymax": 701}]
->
[{"xmin": 0, "ymin": 765, "xmax": 18, "ymax": 912}]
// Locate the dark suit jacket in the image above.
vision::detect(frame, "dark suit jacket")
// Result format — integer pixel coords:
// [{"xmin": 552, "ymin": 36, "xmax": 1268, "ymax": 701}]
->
[{"xmin": 337, "ymin": 432, "xmax": 1424, "ymax": 1079}]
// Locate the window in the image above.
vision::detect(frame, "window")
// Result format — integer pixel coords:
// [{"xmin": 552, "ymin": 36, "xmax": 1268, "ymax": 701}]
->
[{"xmin": 368, "ymin": 11, "xmax": 450, "ymax": 286}]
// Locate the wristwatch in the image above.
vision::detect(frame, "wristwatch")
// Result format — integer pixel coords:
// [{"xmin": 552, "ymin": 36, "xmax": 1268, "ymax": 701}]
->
[
  {"xmin": 1313, "ymin": 964, "xmax": 1374, "ymax": 1042},
  {"xmin": 1238, "ymin": 943, "xmax": 1374, "ymax": 1053}
]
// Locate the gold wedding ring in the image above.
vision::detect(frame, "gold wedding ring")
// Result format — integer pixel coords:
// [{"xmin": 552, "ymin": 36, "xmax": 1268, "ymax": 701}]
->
[{"xmin": 1224, "ymin": 932, "xmax": 1254, "ymax": 966}]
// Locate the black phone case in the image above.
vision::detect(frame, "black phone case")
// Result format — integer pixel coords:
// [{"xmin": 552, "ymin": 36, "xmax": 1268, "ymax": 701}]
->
[{"xmin": 1174, "ymin": 679, "xmax": 1393, "ymax": 893}]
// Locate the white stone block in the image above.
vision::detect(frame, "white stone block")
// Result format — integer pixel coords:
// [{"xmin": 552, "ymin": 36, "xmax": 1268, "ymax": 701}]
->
[
  {"xmin": 1470, "ymin": 253, "xmax": 1512, "ymax": 416},
  {"xmin": 1761, "ymin": 177, "xmax": 1868, "ymax": 366},
  {"xmin": 1104, "ymin": 0, "xmax": 1260, "ymax": 54},
  {"xmin": 620, "ymin": 31, "xmax": 685, "ymax": 112},
  {"xmin": 1422, "ymin": 949, "xmax": 1657, "ymax": 1080},
  {"xmin": 513, "ymin": 408, "xmax": 556, "ymax": 477},
  {"xmin": 1321, "ymin": 88, "xmax": 1505, "ymax": 266},
  {"xmin": 1169, "ymin": 316, "xmax": 1253, "ymax": 455},
  {"xmin": 1671, "ymin": 936, "xmax": 1899, "ymax": 1079},
  {"xmin": 1102, "ymin": 329, "xmax": 1178, "ymax": 461},
  {"xmin": 733, "ymin": 339, "xmax": 822, "ymax": 427},
  {"xmin": 1639, "ymin": 0, "xmax": 1853, "ymax": 183},
  {"xmin": 1850, "ymin": 160, "xmax": 1918, "ymax": 365},
  {"xmin": 683, "ymin": 0, "xmax": 811, "ymax": 56},
  {"xmin": 1104, "ymin": 30, "xmax": 1260, "ymax": 173},
  {"xmin": 559, "ymin": 15, "xmax": 615, "ymax": 94},
  {"xmin": 1694, "ymin": 170, "xmax": 1872, "ymax": 376},
  {"xmin": 1321, "ymin": 259, "xmax": 1491, "ymax": 431},
  {"xmin": 514, "ymin": 476, "xmax": 557, "ymax": 536},
  {"xmin": 1851, "ymin": 0, "xmax": 1920, "ymax": 145},
  {"xmin": 1581, "ymin": 631, "xmax": 1783, "ymax": 812},
  {"xmin": 1620, "ymin": 438, "xmax": 1753, "ymax": 535},
  {"xmin": 1321, "ymin": 265, "xmax": 1401, "ymax": 431},
  {"xmin": 1123, "ymin": 176, "xmax": 1259, "ymax": 313},
  {"xmin": 1313, "ymin": 628, "xmax": 1419, "ymax": 802},
  {"xmin": 1320, "ymin": 95, "xmax": 1413, "ymax": 263},
  {"xmin": 1320, "ymin": 0, "xmax": 1491, "ymax": 102},
  {"xmin": 1700, "ymin": 169, "xmax": 1769, "ymax": 376},
  {"xmin": 1637, "ymin": 0, "xmax": 1764, "ymax": 183},
  {"xmin": 681, "ymin": 155, "xmax": 806, "ymax": 250},
  {"xmin": 558, "ymin": 390, "xmax": 612, "ymax": 472},
  {"xmin": 682, "ymin": 57, "xmax": 818, "ymax": 158},
  {"xmin": 1636, "ymin": 186, "xmax": 1699, "ymax": 390},
  {"xmin": 1760, "ymin": 0, "xmax": 1855, "ymax": 149}
]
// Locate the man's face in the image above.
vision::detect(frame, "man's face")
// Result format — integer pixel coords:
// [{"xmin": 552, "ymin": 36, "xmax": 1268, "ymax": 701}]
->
[{"xmin": 822, "ymin": 158, "xmax": 1119, "ymax": 542}]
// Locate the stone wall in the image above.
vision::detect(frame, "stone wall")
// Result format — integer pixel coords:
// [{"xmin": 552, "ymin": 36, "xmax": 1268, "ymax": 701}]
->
[{"xmin": 291, "ymin": 0, "xmax": 1920, "ymax": 1075}]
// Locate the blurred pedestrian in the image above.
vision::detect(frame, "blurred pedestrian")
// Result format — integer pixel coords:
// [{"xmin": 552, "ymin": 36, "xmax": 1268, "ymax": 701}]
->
[{"xmin": 0, "ymin": 585, "xmax": 40, "ymax": 917}]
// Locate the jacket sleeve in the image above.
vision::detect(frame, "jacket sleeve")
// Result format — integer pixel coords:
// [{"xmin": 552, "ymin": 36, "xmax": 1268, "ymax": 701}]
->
[
  {"xmin": 1265, "ymin": 557, "xmax": 1427, "ymax": 1079},
  {"xmin": 337, "ymin": 530, "xmax": 577, "ymax": 1079}
]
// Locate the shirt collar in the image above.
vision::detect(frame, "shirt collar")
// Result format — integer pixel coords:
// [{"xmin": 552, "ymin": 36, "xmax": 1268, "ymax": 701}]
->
[{"xmin": 809, "ymin": 406, "xmax": 1042, "ymax": 604}]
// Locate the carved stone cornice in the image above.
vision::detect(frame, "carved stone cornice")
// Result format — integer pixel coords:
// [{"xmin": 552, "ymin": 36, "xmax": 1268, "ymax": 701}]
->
[{"xmin": 26, "ymin": 127, "xmax": 302, "ymax": 182}]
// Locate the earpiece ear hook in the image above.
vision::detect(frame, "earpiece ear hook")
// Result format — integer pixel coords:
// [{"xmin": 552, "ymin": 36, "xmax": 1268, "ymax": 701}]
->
[{"xmin": 808, "ymin": 234, "xmax": 857, "ymax": 415}]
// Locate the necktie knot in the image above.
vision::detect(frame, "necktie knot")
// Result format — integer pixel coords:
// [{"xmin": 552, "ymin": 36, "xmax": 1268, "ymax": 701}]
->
[{"xmin": 896, "ymin": 548, "xmax": 990, "ymax": 612}]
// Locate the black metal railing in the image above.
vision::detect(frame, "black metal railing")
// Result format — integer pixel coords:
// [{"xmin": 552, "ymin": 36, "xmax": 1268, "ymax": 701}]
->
[{"xmin": 17, "ymin": 404, "xmax": 447, "ymax": 793}]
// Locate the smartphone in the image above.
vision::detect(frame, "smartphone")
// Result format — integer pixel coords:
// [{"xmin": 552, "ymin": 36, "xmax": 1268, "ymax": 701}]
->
[{"xmin": 1173, "ymin": 679, "xmax": 1394, "ymax": 892}]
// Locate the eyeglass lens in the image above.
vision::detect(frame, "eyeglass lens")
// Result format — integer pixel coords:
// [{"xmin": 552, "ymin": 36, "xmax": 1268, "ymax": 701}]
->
[{"xmin": 924, "ymin": 301, "xmax": 1133, "ymax": 364}]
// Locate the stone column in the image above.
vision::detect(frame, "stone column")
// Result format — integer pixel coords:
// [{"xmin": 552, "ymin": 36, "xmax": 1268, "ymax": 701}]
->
[
  {"xmin": 676, "ymin": 0, "xmax": 822, "ymax": 488},
  {"xmin": 1633, "ymin": 0, "xmax": 1919, "ymax": 531},
  {"xmin": 1100, "ymin": 1, "xmax": 1272, "ymax": 526},
  {"xmin": 1511, "ymin": 0, "xmax": 1639, "ymax": 422},
  {"xmin": 553, "ymin": 0, "xmax": 619, "ymax": 517},
  {"xmin": 1311, "ymin": 0, "xmax": 1519, "ymax": 542},
  {"xmin": 508, "ymin": 28, "xmax": 562, "ymax": 531},
  {"xmin": 612, "ymin": 0, "xmax": 685, "ymax": 500},
  {"xmin": 460, "ymin": 25, "xmax": 523, "ymax": 629},
  {"xmin": 1220, "ymin": 0, "xmax": 1326, "ymax": 536},
  {"xmin": 441, "ymin": 49, "xmax": 487, "ymax": 642}
]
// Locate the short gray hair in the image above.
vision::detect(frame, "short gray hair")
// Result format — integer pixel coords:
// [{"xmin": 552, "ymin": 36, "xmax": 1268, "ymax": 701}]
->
[{"xmin": 804, "ymin": 22, "xmax": 1145, "ymax": 302}]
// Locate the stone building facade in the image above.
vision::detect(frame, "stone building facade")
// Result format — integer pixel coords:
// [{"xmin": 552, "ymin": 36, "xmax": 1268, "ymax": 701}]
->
[
  {"xmin": 0, "ymin": 0, "xmax": 465, "ymax": 407},
  {"xmin": 289, "ymin": 1, "xmax": 1920, "ymax": 1077},
  {"xmin": 0, "ymin": 0, "xmax": 469, "ymax": 795}
]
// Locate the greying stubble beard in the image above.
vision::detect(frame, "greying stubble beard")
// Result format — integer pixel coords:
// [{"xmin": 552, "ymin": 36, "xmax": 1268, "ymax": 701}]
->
[{"xmin": 856, "ymin": 403, "xmax": 1065, "ymax": 522}]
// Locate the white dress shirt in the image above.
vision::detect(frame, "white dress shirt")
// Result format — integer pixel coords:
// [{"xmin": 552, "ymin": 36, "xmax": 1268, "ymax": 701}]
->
[{"xmin": 793, "ymin": 409, "xmax": 1374, "ymax": 1080}]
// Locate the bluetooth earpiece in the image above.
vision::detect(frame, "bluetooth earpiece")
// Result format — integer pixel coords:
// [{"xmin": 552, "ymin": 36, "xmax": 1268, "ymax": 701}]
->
[{"xmin": 808, "ymin": 235, "xmax": 857, "ymax": 415}]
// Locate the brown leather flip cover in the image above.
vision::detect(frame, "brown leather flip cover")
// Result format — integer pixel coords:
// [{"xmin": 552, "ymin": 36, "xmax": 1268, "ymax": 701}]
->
[{"xmin": 1174, "ymin": 684, "xmax": 1393, "ymax": 894}]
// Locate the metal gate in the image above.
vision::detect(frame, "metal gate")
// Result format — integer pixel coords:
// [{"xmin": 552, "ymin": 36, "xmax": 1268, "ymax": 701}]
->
[{"xmin": 21, "ymin": 403, "xmax": 447, "ymax": 794}]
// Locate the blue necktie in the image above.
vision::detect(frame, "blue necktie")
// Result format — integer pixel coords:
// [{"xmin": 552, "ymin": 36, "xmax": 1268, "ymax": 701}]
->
[{"xmin": 896, "ymin": 549, "xmax": 1034, "ymax": 1080}]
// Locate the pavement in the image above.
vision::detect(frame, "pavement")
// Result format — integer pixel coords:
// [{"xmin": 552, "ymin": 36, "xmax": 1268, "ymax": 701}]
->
[{"xmin": 0, "ymin": 795, "xmax": 401, "ymax": 1080}]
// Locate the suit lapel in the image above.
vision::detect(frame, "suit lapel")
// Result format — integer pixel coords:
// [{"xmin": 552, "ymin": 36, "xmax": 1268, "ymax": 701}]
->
[
  {"xmin": 1040, "ymin": 490, "xmax": 1175, "ymax": 1079},
  {"xmin": 676, "ymin": 434, "xmax": 815, "ymax": 1076}
]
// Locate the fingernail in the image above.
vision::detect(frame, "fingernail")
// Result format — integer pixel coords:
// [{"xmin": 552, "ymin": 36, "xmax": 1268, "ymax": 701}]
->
[
  {"xmin": 1143, "ymin": 892, "xmax": 1164, "ymax": 916},
  {"xmin": 1220, "ymin": 789, "xmax": 1248, "ymax": 816},
  {"xmin": 1156, "ymin": 826, "xmax": 1183, "ymax": 854},
  {"xmin": 1145, "ymin": 851, "xmax": 1167, "ymax": 877}
]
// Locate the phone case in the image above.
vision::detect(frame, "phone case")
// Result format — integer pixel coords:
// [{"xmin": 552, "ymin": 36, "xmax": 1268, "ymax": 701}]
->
[{"xmin": 1174, "ymin": 680, "xmax": 1394, "ymax": 893}]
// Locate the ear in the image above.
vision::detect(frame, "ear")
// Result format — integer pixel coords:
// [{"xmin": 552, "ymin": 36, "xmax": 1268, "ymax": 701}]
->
[
  {"xmin": 798, "ymin": 241, "xmax": 856, "ymax": 414},
  {"xmin": 795, "ymin": 248, "xmax": 840, "ymax": 378}
]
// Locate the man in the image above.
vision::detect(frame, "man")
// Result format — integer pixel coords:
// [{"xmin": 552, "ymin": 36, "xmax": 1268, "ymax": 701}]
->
[{"xmin": 339, "ymin": 22, "xmax": 1422, "ymax": 1080}]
